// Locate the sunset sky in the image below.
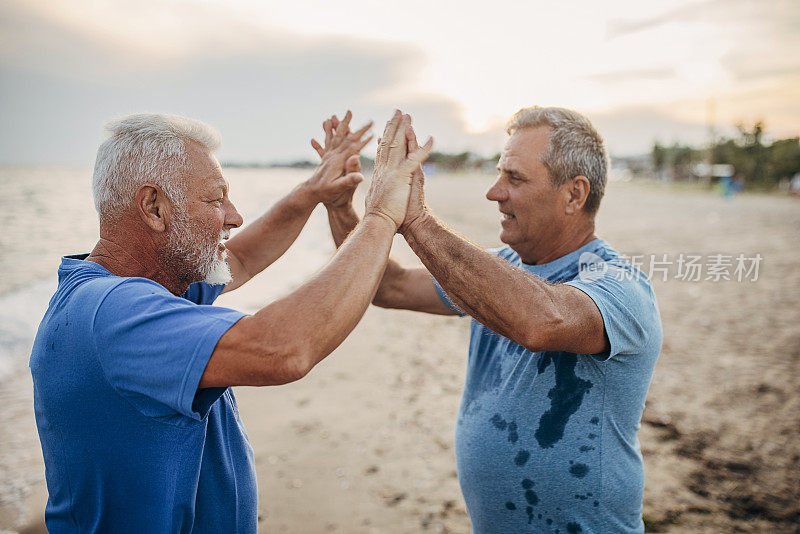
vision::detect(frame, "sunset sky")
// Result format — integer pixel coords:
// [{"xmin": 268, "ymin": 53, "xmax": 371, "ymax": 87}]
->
[{"xmin": 1, "ymin": 0, "xmax": 798, "ymax": 164}]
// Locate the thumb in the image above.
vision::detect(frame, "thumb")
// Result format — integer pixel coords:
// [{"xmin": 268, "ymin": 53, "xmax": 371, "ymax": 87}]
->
[
  {"xmin": 345, "ymin": 154, "xmax": 361, "ymax": 174},
  {"xmin": 401, "ymin": 136, "xmax": 434, "ymax": 174},
  {"xmin": 343, "ymin": 172, "xmax": 364, "ymax": 188}
]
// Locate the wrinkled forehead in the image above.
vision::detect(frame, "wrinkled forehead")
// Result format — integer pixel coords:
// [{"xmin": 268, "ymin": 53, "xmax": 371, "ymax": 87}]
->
[{"xmin": 498, "ymin": 126, "xmax": 551, "ymax": 174}]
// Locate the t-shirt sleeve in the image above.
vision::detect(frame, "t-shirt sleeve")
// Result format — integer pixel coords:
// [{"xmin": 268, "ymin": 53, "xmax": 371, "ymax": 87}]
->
[
  {"xmin": 92, "ymin": 279, "xmax": 247, "ymax": 421},
  {"xmin": 431, "ymin": 276, "xmax": 467, "ymax": 317},
  {"xmin": 564, "ymin": 266, "xmax": 659, "ymax": 362}
]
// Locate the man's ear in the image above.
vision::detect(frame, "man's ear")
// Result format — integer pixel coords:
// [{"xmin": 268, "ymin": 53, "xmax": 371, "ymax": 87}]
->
[
  {"xmin": 563, "ymin": 175, "xmax": 590, "ymax": 215},
  {"xmin": 136, "ymin": 183, "xmax": 169, "ymax": 233}
]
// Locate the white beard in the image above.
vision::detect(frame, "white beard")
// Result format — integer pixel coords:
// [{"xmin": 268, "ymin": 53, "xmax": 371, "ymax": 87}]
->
[
  {"xmin": 203, "ymin": 244, "xmax": 232, "ymax": 285},
  {"xmin": 169, "ymin": 212, "xmax": 232, "ymax": 286}
]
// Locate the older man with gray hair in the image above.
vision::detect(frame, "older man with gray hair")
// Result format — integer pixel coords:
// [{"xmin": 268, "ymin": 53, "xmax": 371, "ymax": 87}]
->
[
  {"xmin": 326, "ymin": 106, "xmax": 662, "ymax": 533},
  {"xmin": 30, "ymin": 110, "xmax": 431, "ymax": 533}
]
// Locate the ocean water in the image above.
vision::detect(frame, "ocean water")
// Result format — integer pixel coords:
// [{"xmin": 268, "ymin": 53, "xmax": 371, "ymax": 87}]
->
[{"xmin": 0, "ymin": 166, "xmax": 344, "ymax": 384}]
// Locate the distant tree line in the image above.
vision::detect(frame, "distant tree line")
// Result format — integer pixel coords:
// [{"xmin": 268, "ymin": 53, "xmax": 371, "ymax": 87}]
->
[
  {"xmin": 223, "ymin": 152, "xmax": 501, "ymax": 173},
  {"xmin": 651, "ymin": 123, "xmax": 800, "ymax": 189},
  {"xmin": 361, "ymin": 151, "xmax": 499, "ymax": 172}
]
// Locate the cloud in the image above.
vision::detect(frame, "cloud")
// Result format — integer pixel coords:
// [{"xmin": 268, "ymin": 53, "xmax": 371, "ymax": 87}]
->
[
  {"xmin": 605, "ymin": 0, "xmax": 723, "ymax": 39},
  {"xmin": 1, "ymin": 0, "xmax": 796, "ymax": 164},
  {"xmin": 0, "ymin": 0, "xmax": 439, "ymax": 164}
]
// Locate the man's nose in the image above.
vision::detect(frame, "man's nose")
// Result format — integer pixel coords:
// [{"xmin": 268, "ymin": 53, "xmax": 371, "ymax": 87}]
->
[
  {"xmin": 225, "ymin": 201, "xmax": 244, "ymax": 229},
  {"xmin": 486, "ymin": 179, "xmax": 507, "ymax": 202}
]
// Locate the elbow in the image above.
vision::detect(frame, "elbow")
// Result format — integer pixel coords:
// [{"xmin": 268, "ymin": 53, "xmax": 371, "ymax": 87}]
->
[
  {"xmin": 518, "ymin": 308, "xmax": 565, "ymax": 353},
  {"xmin": 372, "ymin": 291, "xmax": 393, "ymax": 309},
  {"xmin": 284, "ymin": 346, "xmax": 316, "ymax": 384},
  {"xmin": 372, "ymin": 286, "xmax": 399, "ymax": 309},
  {"xmin": 255, "ymin": 341, "xmax": 315, "ymax": 386}
]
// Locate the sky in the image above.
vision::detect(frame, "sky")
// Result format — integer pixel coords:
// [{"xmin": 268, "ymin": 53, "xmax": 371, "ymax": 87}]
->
[{"xmin": 1, "ymin": 0, "xmax": 798, "ymax": 164}]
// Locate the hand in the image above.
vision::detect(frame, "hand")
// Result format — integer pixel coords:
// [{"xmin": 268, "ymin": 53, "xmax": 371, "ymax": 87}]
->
[
  {"xmin": 307, "ymin": 110, "xmax": 373, "ymax": 206},
  {"xmin": 326, "ymin": 154, "xmax": 362, "ymax": 209},
  {"xmin": 399, "ymin": 124, "xmax": 430, "ymax": 235},
  {"xmin": 365, "ymin": 110, "xmax": 433, "ymax": 230}
]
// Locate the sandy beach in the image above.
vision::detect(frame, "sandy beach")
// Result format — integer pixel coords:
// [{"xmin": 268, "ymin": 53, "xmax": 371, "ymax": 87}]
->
[{"xmin": 1, "ymin": 172, "xmax": 799, "ymax": 533}]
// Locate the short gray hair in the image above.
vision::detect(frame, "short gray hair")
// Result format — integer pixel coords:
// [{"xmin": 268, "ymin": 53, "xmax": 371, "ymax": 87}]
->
[
  {"xmin": 506, "ymin": 106, "xmax": 608, "ymax": 214},
  {"xmin": 92, "ymin": 113, "xmax": 221, "ymax": 222}
]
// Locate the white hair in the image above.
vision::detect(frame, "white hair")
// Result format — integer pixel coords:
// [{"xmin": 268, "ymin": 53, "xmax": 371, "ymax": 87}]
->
[
  {"xmin": 91, "ymin": 113, "xmax": 221, "ymax": 222},
  {"xmin": 506, "ymin": 106, "xmax": 609, "ymax": 214}
]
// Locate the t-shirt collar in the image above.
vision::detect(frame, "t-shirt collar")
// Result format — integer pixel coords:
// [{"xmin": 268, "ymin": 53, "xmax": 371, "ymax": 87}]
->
[{"xmin": 520, "ymin": 238, "xmax": 606, "ymax": 277}]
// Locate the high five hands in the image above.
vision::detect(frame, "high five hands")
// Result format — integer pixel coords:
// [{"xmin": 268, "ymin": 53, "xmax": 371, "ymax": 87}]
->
[
  {"xmin": 308, "ymin": 110, "xmax": 373, "ymax": 207},
  {"xmin": 367, "ymin": 111, "xmax": 433, "ymax": 229},
  {"xmin": 312, "ymin": 109, "xmax": 433, "ymax": 231}
]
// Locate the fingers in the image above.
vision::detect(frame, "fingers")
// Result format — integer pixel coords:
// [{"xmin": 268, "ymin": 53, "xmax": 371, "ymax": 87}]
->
[
  {"xmin": 387, "ymin": 113, "xmax": 410, "ymax": 168},
  {"xmin": 310, "ymin": 139, "xmax": 324, "ymax": 158},
  {"xmin": 348, "ymin": 120, "xmax": 373, "ymax": 144},
  {"xmin": 377, "ymin": 110, "xmax": 402, "ymax": 166},
  {"xmin": 354, "ymin": 134, "xmax": 373, "ymax": 154},
  {"xmin": 333, "ymin": 110, "xmax": 352, "ymax": 145},
  {"xmin": 405, "ymin": 125, "xmax": 423, "ymax": 177},
  {"xmin": 323, "ymin": 119, "xmax": 334, "ymax": 149},
  {"xmin": 406, "ymin": 124, "xmax": 419, "ymax": 152}
]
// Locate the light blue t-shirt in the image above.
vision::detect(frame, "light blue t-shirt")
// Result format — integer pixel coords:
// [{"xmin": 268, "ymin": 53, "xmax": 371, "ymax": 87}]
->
[
  {"xmin": 435, "ymin": 239, "xmax": 662, "ymax": 534},
  {"xmin": 30, "ymin": 255, "xmax": 256, "ymax": 533}
]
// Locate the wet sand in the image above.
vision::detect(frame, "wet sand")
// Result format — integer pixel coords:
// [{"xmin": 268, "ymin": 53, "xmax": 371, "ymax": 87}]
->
[{"xmin": 2, "ymin": 174, "xmax": 799, "ymax": 532}]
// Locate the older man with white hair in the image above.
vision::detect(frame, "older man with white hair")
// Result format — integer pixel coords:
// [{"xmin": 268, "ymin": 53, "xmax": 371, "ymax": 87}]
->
[
  {"xmin": 30, "ymin": 110, "xmax": 431, "ymax": 533},
  {"xmin": 326, "ymin": 107, "xmax": 662, "ymax": 533}
]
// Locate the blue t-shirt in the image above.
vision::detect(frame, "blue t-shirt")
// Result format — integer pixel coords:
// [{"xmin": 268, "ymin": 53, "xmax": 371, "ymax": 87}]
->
[
  {"xmin": 29, "ymin": 255, "xmax": 256, "ymax": 533},
  {"xmin": 435, "ymin": 239, "xmax": 662, "ymax": 534}
]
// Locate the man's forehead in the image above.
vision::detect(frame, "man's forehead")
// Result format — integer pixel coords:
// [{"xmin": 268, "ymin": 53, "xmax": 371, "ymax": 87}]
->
[
  {"xmin": 499, "ymin": 127, "xmax": 550, "ymax": 172},
  {"xmin": 185, "ymin": 141, "xmax": 227, "ymax": 191},
  {"xmin": 206, "ymin": 175, "xmax": 228, "ymax": 191}
]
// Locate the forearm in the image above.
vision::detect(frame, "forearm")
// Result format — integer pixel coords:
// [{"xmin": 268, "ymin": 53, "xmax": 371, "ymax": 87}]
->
[
  {"xmin": 402, "ymin": 214, "xmax": 561, "ymax": 349},
  {"xmin": 225, "ymin": 182, "xmax": 318, "ymax": 284},
  {"xmin": 326, "ymin": 203, "xmax": 413, "ymax": 308},
  {"xmin": 254, "ymin": 213, "xmax": 396, "ymax": 374},
  {"xmin": 326, "ymin": 203, "xmax": 360, "ymax": 248}
]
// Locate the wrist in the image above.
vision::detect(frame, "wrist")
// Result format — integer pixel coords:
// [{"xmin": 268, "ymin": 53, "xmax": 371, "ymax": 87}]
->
[
  {"xmin": 325, "ymin": 200, "xmax": 357, "ymax": 215},
  {"xmin": 363, "ymin": 211, "xmax": 399, "ymax": 233},
  {"xmin": 399, "ymin": 210, "xmax": 433, "ymax": 239},
  {"xmin": 323, "ymin": 196, "xmax": 355, "ymax": 210},
  {"xmin": 294, "ymin": 180, "xmax": 321, "ymax": 210}
]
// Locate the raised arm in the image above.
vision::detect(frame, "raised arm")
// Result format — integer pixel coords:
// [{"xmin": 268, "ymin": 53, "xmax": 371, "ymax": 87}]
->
[
  {"xmin": 323, "ymin": 124, "xmax": 455, "ymax": 315},
  {"xmin": 397, "ymin": 129, "xmax": 608, "ymax": 355},
  {"xmin": 200, "ymin": 111, "xmax": 434, "ymax": 387},
  {"xmin": 222, "ymin": 111, "xmax": 372, "ymax": 293}
]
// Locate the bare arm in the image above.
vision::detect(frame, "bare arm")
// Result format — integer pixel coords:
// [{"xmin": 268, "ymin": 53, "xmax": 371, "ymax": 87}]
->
[
  {"xmin": 222, "ymin": 184, "xmax": 317, "ymax": 293},
  {"xmin": 202, "ymin": 214, "xmax": 397, "ymax": 386},
  {"xmin": 395, "ymin": 126, "xmax": 607, "ymax": 354},
  {"xmin": 200, "ymin": 111, "xmax": 434, "ymax": 387},
  {"xmin": 326, "ymin": 203, "xmax": 454, "ymax": 314},
  {"xmin": 323, "ymin": 133, "xmax": 454, "ymax": 315},
  {"xmin": 223, "ymin": 111, "xmax": 372, "ymax": 293}
]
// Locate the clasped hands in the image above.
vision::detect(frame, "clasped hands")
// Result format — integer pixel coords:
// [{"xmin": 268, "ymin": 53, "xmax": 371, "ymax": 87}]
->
[{"xmin": 309, "ymin": 110, "xmax": 433, "ymax": 232}]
